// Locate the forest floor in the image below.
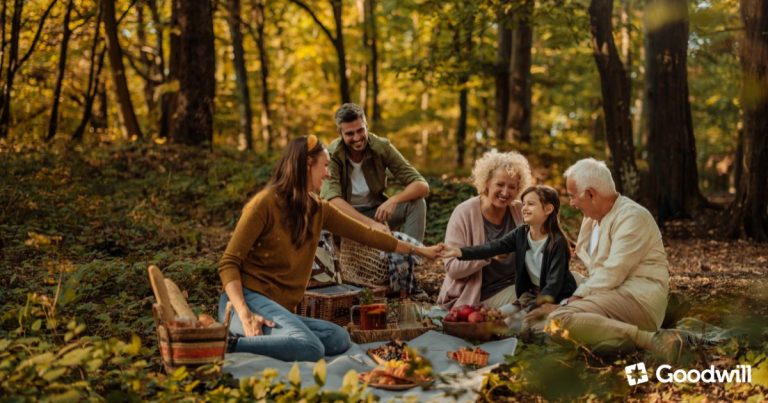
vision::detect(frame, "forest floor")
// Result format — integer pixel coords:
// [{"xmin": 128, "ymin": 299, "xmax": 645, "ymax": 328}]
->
[{"xmin": 1, "ymin": 142, "xmax": 766, "ymax": 401}]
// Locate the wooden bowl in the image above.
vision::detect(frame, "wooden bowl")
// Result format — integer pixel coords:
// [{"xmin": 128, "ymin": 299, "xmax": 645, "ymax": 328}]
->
[{"xmin": 442, "ymin": 320, "xmax": 508, "ymax": 342}]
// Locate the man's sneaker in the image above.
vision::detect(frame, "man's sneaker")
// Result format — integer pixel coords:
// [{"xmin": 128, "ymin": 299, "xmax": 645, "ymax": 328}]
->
[{"xmin": 649, "ymin": 329, "xmax": 686, "ymax": 363}]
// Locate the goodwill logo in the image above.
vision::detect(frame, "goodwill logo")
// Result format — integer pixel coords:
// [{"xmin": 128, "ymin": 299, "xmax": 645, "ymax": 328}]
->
[
  {"xmin": 625, "ymin": 363, "xmax": 649, "ymax": 385},
  {"xmin": 625, "ymin": 362, "xmax": 752, "ymax": 385}
]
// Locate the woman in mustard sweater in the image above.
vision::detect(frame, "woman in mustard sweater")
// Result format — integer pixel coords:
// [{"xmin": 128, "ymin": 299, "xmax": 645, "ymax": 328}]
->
[{"xmin": 218, "ymin": 135, "xmax": 440, "ymax": 362}]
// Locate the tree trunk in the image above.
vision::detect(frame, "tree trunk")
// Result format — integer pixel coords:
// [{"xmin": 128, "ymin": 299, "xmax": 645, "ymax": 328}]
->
[
  {"xmin": 135, "ymin": 3, "xmax": 158, "ymax": 122},
  {"xmin": 331, "ymin": 0, "xmax": 351, "ymax": 103},
  {"xmin": 507, "ymin": 0, "xmax": 533, "ymax": 144},
  {"xmin": 645, "ymin": 0, "xmax": 703, "ymax": 221},
  {"xmin": 494, "ymin": 4, "xmax": 512, "ymax": 142},
  {"xmin": 0, "ymin": 0, "xmax": 24, "ymax": 139},
  {"xmin": 74, "ymin": 8, "xmax": 106, "ymax": 142},
  {"xmin": 419, "ymin": 90, "xmax": 429, "ymax": 166},
  {"xmin": 457, "ymin": 85, "xmax": 468, "ymax": 168},
  {"xmin": 368, "ymin": 0, "xmax": 379, "ymax": 122},
  {"xmin": 1, "ymin": 0, "xmax": 8, "ymax": 110},
  {"xmin": 455, "ymin": 19, "xmax": 473, "ymax": 168},
  {"xmin": 620, "ymin": 0, "xmax": 632, "ymax": 70},
  {"xmin": 588, "ymin": 0, "xmax": 639, "ymax": 199},
  {"xmin": 728, "ymin": 0, "xmax": 768, "ymax": 241},
  {"xmin": 170, "ymin": 0, "xmax": 215, "ymax": 147},
  {"xmin": 1, "ymin": 0, "xmax": 55, "ymax": 138},
  {"xmin": 252, "ymin": 0, "xmax": 272, "ymax": 151},
  {"xmin": 102, "ymin": 0, "xmax": 143, "ymax": 139},
  {"xmin": 46, "ymin": 0, "xmax": 75, "ymax": 142},
  {"xmin": 147, "ymin": 0, "xmax": 172, "ymax": 139},
  {"xmin": 227, "ymin": 0, "xmax": 254, "ymax": 150},
  {"xmin": 289, "ymin": 0, "xmax": 350, "ymax": 105},
  {"xmin": 73, "ymin": 45, "xmax": 106, "ymax": 142},
  {"xmin": 356, "ymin": 0, "xmax": 368, "ymax": 114}
]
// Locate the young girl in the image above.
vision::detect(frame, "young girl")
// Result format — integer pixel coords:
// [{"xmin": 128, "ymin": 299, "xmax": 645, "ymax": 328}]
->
[
  {"xmin": 218, "ymin": 135, "xmax": 441, "ymax": 362},
  {"xmin": 441, "ymin": 185, "xmax": 577, "ymax": 311}
]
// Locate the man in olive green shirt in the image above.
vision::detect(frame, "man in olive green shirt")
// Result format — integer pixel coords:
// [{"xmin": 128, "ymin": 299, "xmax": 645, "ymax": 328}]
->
[{"xmin": 320, "ymin": 103, "xmax": 429, "ymax": 242}]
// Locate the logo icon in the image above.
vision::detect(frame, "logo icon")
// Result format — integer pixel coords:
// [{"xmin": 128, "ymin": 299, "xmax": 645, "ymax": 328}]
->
[{"xmin": 625, "ymin": 362, "xmax": 649, "ymax": 385}]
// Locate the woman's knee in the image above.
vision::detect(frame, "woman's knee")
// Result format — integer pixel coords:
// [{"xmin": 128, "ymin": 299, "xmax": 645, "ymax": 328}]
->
[
  {"xmin": 292, "ymin": 338, "xmax": 326, "ymax": 361},
  {"xmin": 323, "ymin": 325, "xmax": 351, "ymax": 356}
]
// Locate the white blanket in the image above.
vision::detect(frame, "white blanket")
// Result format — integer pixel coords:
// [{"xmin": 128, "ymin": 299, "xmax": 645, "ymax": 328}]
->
[{"xmin": 223, "ymin": 330, "xmax": 517, "ymax": 402}]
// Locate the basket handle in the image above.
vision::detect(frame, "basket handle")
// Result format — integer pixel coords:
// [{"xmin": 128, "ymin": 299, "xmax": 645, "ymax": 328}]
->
[{"xmin": 223, "ymin": 302, "xmax": 233, "ymax": 329}]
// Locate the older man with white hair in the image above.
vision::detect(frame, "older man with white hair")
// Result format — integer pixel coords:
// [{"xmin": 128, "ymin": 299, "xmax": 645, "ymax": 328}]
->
[{"xmin": 542, "ymin": 158, "xmax": 685, "ymax": 361}]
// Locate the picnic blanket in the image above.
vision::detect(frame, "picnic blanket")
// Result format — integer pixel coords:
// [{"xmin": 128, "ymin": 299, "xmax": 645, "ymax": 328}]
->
[{"xmin": 223, "ymin": 330, "xmax": 518, "ymax": 402}]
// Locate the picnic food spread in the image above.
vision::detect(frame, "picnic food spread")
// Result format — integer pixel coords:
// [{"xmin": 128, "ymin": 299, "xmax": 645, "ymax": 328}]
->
[
  {"xmin": 447, "ymin": 346, "xmax": 490, "ymax": 367},
  {"xmin": 359, "ymin": 359, "xmax": 433, "ymax": 390},
  {"xmin": 443, "ymin": 304, "xmax": 504, "ymax": 323},
  {"xmin": 359, "ymin": 347, "xmax": 434, "ymax": 390},
  {"xmin": 367, "ymin": 340, "xmax": 410, "ymax": 364},
  {"xmin": 442, "ymin": 303, "xmax": 509, "ymax": 341}
]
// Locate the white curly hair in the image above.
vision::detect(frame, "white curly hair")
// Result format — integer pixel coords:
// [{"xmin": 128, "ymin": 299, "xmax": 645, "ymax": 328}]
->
[{"xmin": 471, "ymin": 150, "xmax": 533, "ymax": 197}]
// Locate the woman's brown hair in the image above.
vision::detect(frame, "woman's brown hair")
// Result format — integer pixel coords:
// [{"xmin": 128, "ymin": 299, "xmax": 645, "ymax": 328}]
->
[{"xmin": 267, "ymin": 135, "xmax": 325, "ymax": 247}]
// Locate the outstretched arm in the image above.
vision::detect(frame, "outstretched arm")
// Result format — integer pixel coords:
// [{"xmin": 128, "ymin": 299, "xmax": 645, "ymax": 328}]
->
[
  {"xmin": 457, "ymin": 227, "xmax": 520, "ymax": 261},
  {"xmin": 330, "ymin": 197, "xmax": 389, "ymax": 233}
]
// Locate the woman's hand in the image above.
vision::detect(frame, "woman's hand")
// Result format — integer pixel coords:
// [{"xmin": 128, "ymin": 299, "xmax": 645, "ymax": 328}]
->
[
  {"xmin": 439, "ymin": 245, "xmax": 462, "ymax": 259},
  {"xmin": 240, "ymin": 310, "xmax": 276, "ymax": 336},
  {"xmin": 416, "ymin": 244, "xmax": 443, "ymax": 259}
]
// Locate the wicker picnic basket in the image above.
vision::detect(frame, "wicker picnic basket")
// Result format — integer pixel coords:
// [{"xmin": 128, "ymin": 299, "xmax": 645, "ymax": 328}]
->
[
  {"xmin": 347, "ymin": 322, "xmax": 437, "ymax": 344},
  {"xmin": 338, "ymin": 238, "xmax": 389, "ymax": 286},
  {"xmin": 442, "ymin": 320, "xmax": 509, "ymax": 342},
  {"xmin": 296, "ymin": 282, "xmax": 386, "ymax": 326},
  {"xmin": 152, "ymin": 303, "xmax": 232, "ymax": 373}
]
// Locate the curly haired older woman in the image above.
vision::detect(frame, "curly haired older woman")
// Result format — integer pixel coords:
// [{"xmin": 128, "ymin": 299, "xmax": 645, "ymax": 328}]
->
[{"xmin": 437, "ymin": 150, "xmax": 533, "ymax": 309}]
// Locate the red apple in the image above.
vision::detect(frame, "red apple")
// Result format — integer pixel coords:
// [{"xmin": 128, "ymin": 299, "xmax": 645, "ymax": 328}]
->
[
  {"xmin": 456, "ymin": 305, "xmax": 474, "ymax": 322},
  {"xmin": 468, "ymin": 311, "xmax": 485, "ymax": 323},
  {"xmin": 444, "ymin": 312, "xmax": 458, "ymax": 322}
]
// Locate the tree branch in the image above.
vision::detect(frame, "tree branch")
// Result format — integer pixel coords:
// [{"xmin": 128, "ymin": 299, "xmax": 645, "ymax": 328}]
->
[
  {"xmin": 287, "ymin": 0, "xmax": 337, "ymax": 45},
  {"xmin": 17, "ymin": 0, "xmax": 57, "ymax": 68},
  {"xmin": 123, "ymin": 47, "xmax": 160, "ymax": 84}
]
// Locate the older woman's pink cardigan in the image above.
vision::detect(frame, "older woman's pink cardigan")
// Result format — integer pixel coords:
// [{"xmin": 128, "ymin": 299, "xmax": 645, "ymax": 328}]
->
[{"xmin": 437, "ymin": 196, "xmax": 524, "ymax": 309}]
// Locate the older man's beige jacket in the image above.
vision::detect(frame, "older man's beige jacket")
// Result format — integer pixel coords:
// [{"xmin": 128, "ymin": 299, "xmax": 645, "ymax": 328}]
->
[{"xmin": 573, "ymin": 195, "xmax": 670, "ymax": 326}]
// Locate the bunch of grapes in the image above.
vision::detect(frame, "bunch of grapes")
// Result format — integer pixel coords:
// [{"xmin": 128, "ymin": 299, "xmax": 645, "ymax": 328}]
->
[{"xmin": 478, "ymin": 306, "xmax": 503, "ymax": 321}]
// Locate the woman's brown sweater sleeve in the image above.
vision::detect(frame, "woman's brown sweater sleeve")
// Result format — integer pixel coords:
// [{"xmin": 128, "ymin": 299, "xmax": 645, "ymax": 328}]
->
[{"xmin": 321, "ymin": 200, "xmax": 399, "ymax": 252}]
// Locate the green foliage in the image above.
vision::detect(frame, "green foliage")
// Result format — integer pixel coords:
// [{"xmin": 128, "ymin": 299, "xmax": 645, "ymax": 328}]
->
[
  {"xmin": 424, "ymin": 177, "xmax": 477, "ymax": 245},
  {"xmin": 358, "ymin": 288, "xmax": 375, "ymax": 305},
  {"xmin": 0, "ymin": 313, "xmax": 373, "ymax": 401},
  {"xmin": 485, "ymin": 336, "xmax": 768, "ymax": 401}
]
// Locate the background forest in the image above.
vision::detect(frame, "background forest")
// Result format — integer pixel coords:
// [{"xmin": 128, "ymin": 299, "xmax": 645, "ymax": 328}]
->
[{"xmin": 1, "ymin": 0, "xmax": 767, "ymax": 400}]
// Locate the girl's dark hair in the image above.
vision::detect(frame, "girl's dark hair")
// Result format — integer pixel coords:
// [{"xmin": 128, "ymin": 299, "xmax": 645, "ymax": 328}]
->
[
  {"xmin": 520, "ymin": 185, "xmax": 570, "ymax": 247},
  {"xmin": 267, "ymin": 135, "xmax": 326, "ymax": 247}
]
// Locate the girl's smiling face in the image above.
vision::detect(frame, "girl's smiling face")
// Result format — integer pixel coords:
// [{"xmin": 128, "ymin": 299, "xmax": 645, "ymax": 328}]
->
[{"xmin": 521, "ymin": 191, "xmax": 554, "ymax": 227}]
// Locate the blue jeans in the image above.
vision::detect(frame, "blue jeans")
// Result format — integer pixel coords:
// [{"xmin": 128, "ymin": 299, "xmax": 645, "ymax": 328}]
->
[{"xmin": 218, "ymin": 288, "xmax": 351, "ymax": 362}]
